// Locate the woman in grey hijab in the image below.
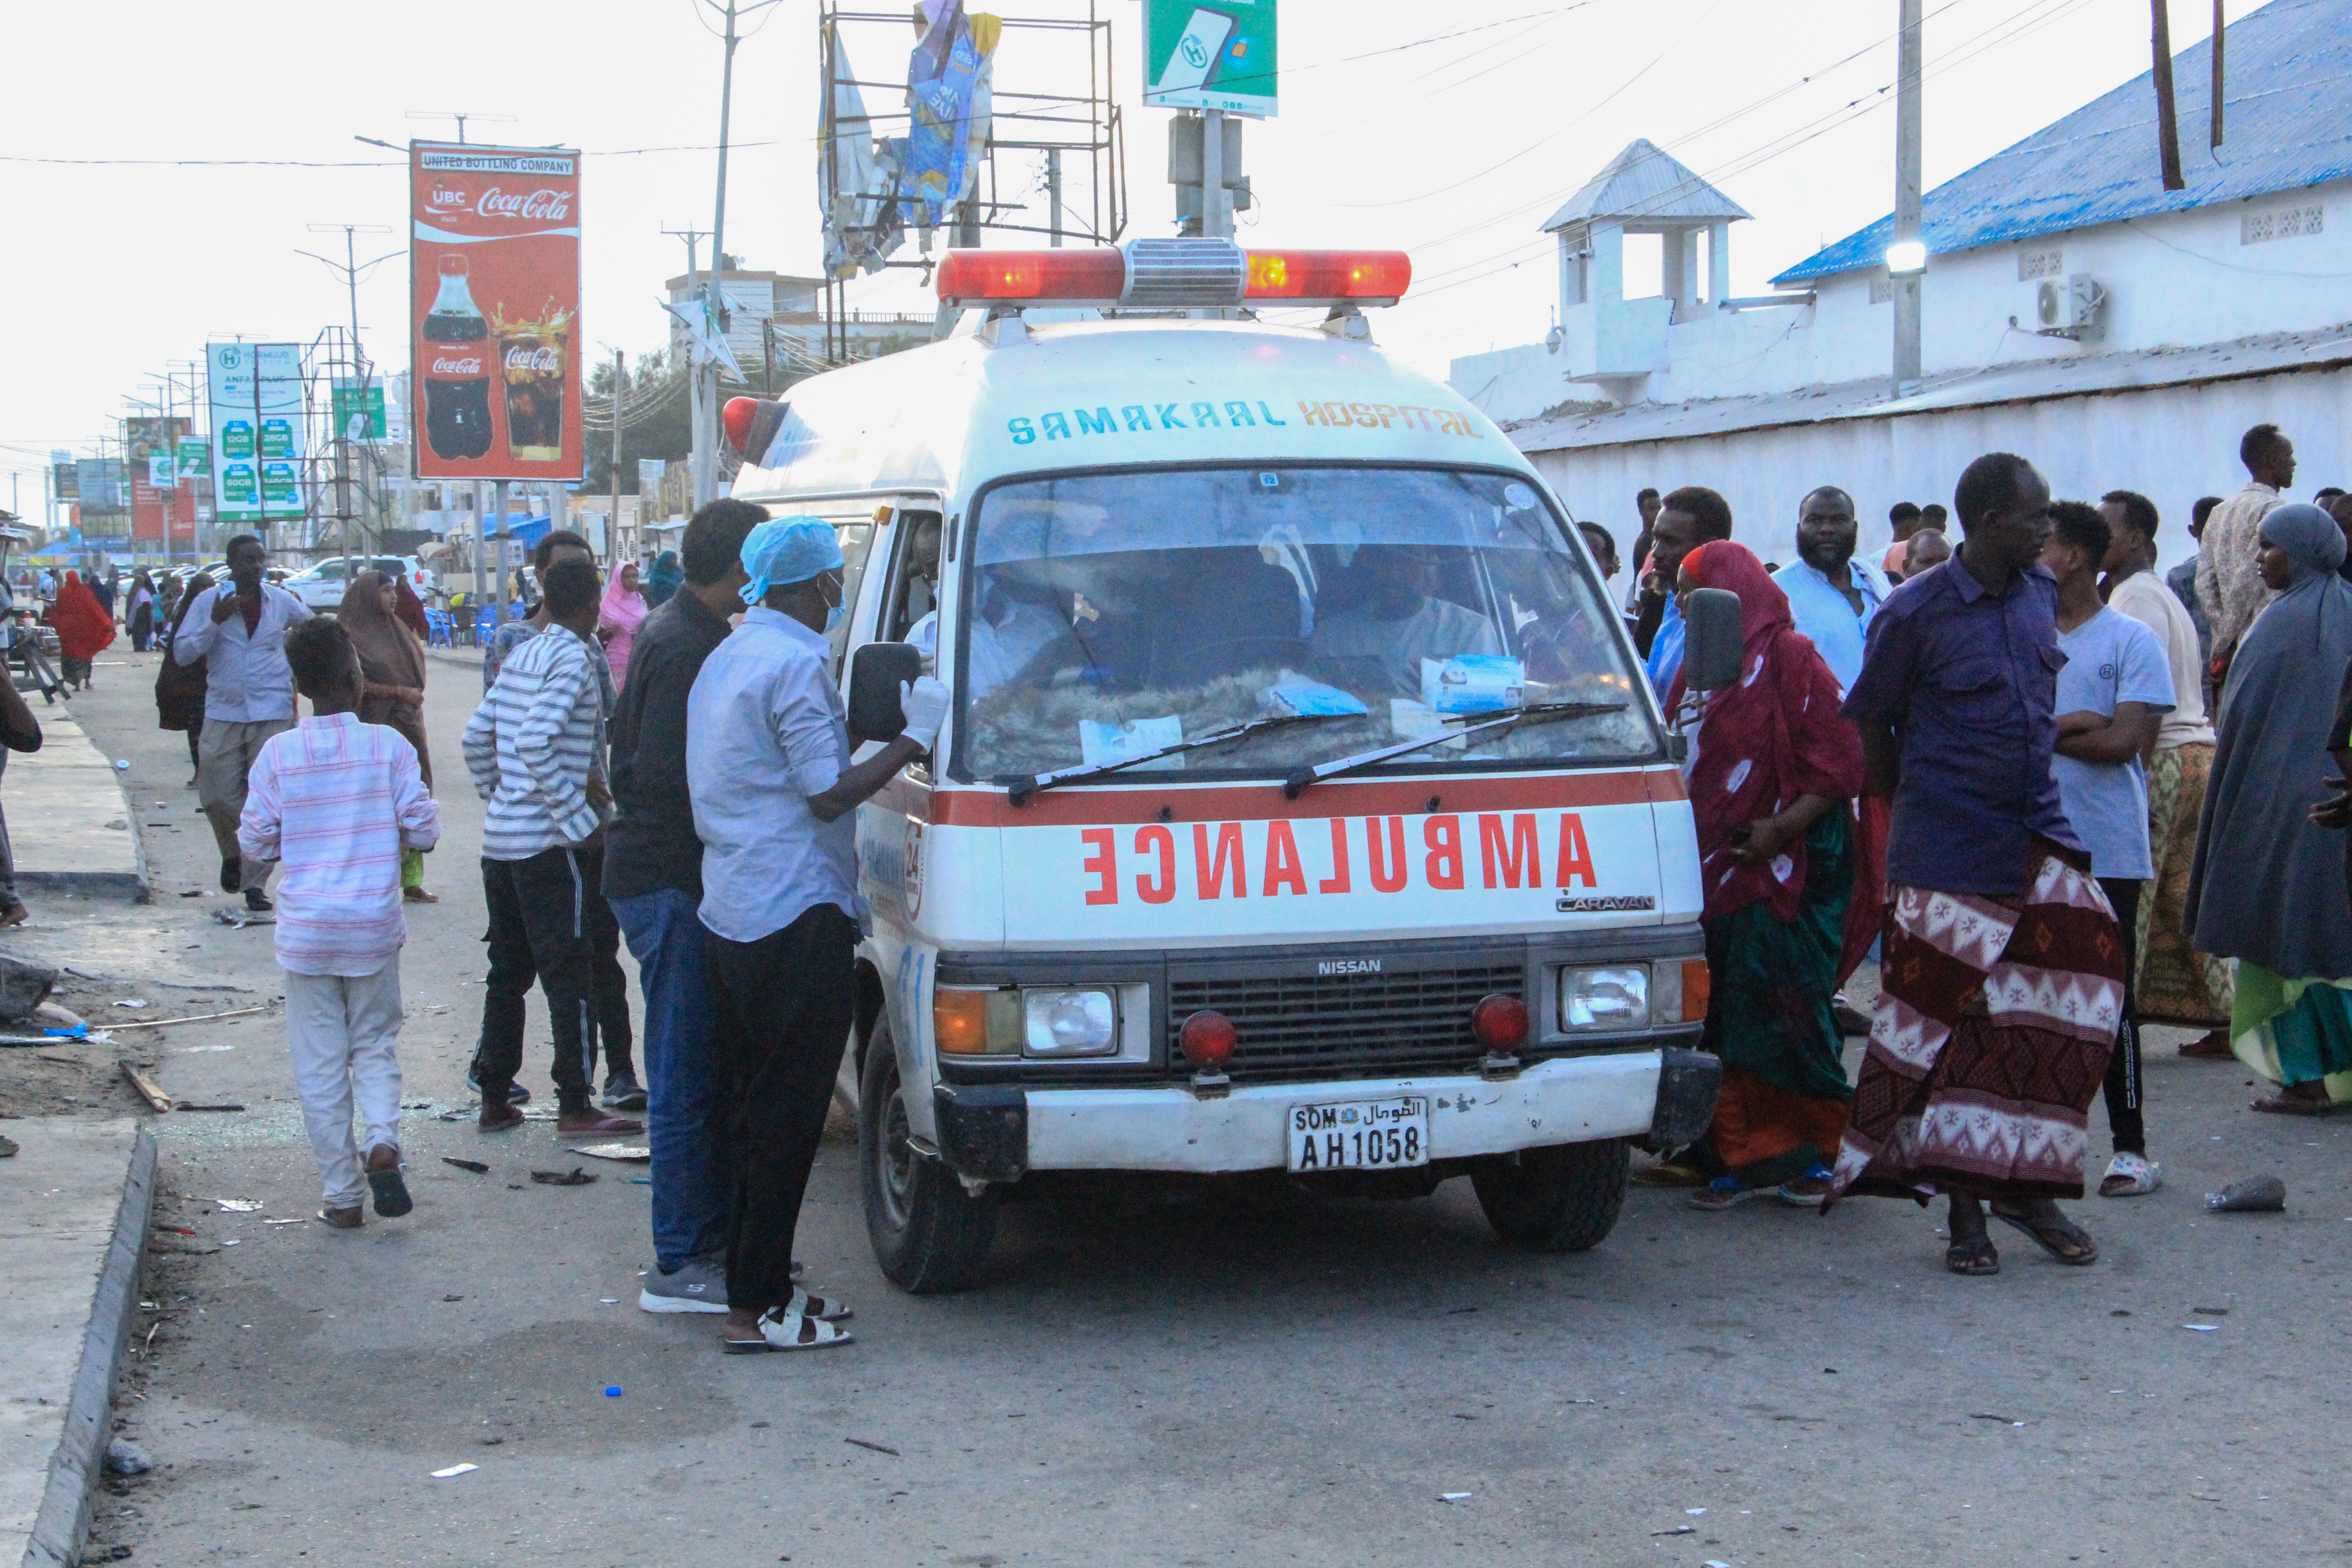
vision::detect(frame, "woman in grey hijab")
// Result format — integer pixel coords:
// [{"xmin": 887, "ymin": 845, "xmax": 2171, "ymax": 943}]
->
[{"xmin": 2185, "ymin": 503, "xmax": 2352, "ymax": 1112}]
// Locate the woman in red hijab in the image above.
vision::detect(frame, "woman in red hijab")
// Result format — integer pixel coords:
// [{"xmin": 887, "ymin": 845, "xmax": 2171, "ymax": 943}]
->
[
  {"xmin": 48, "ymin": 571, "xmax": 116, "ymax": 691},
  {"xmin": 1663, "ymin": 540, "xmax": 1865, "ymax": 1211}
]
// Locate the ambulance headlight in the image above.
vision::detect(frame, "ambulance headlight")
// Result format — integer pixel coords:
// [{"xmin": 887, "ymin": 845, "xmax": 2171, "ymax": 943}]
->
[
  {"xmin": 1558, "ymin": 966, "xmax": 1647, "ymax": 1031},
  {"xmin": 1022, "ymin": 988, "xmax": 1119, "ymax": 1057}
]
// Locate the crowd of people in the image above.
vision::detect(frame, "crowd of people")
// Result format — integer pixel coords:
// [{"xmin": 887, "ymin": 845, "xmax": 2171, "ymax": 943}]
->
[
  {"xmin": 1604, "ymin": 421, "xmax": 2352, "ymax": 1273},
  {"xmin": 30, "ymin": 412, "xmax": 2343, "ymax": 1341}
]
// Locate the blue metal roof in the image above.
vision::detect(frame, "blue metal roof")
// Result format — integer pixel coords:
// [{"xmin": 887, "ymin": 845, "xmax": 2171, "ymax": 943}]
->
[{"xmin": 1772, "ymin": 0, "xmax": 2352, "ymax": 284}]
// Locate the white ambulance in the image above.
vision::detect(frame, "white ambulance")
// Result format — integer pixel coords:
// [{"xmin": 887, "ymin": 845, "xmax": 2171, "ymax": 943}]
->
[{"xmin": 723, "ymin": 238, "xmax": 1716, "ymax": 1293}]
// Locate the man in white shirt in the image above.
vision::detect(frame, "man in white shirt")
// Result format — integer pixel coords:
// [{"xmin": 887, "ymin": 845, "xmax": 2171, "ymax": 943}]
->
[
  {"xmin": 2198, "ymin": 422, "xmax": 2294, "ymax": 704},
  {"xmin": 686, "ymin": 517, "xmax": 947, "ymax": 1354},
  {"xmin": 2101, "ymin": 489, "xmax": 2233, "ymax": 1060},
  {"xmin": 1772, "ymin": 485, "xmax": 1891, "ymax": 695},
  {"xmin": 172, "ymin": 534, "xmax": 313, "ymax": 912},
  {"xmin": 238, "ymin": 618, "xmax": 440, "ymax": 1229}
]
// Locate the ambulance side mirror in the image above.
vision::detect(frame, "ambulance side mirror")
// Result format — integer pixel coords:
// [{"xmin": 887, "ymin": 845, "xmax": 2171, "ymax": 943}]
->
[
  {"xmin": 1681, "ymin": 588, "xmax": 1744, "ymax": 692},
  {"xmin": 847, "ymin": 642, "xmax": 922, "ymax": 744}
]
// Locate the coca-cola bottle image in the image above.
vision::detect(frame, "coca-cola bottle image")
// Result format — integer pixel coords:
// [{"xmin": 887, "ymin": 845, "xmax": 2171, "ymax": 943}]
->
[{"xmin": 421, "ymin": 255, "xmax": 493, "ymax": 461}]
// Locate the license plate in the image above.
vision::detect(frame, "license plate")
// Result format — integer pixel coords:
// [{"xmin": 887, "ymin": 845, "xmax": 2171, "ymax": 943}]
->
[{"xmin": 1287, "ymin": 1097, "xmax": 1429, "ymax": 1172}]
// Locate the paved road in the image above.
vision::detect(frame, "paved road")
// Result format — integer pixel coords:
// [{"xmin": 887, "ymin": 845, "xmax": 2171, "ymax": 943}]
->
[{"xmin": 41, "ymin": 648, "xmax": 2352, "ymax": 1567}]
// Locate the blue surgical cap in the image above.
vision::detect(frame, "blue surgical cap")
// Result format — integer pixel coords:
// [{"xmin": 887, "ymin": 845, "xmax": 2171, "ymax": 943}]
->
[{"xmin": 739, "ymin": 515, "xmax": 845, "ymax": 606}]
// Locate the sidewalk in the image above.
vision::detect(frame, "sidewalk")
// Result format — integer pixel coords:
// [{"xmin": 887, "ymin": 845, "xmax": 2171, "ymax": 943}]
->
[
  {"xmin": 6, "ymin": 706, "xmax": 146, "ymax": 902},
  {"xmin": 0, "ymin": 1118, "xmax": 155, "ymax": 1568}
]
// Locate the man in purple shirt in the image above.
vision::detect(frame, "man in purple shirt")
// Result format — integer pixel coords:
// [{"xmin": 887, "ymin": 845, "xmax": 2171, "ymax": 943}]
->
[{"xmin": 1825, "ymin": 453, "xmax": 2125, "ymax": 1280}]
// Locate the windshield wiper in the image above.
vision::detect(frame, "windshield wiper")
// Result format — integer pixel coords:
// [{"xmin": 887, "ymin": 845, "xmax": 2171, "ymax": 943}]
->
[
  {"xmin": 1279, "ymin": 701, "xmax": 1628, "ymax": 799},
  {"xmin": 1004, "ymin": 710, "xmax": 1357, "ymax": 807}
]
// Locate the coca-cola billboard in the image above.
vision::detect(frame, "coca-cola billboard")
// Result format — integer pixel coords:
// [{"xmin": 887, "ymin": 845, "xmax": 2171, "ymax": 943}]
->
[{"xmin": 409, "ymin": 142, "xmax": 581, "ymax": 481}]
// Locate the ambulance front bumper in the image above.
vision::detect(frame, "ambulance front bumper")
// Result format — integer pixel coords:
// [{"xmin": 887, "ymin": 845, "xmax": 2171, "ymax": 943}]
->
[{"xmin": 931, "ymin": 1047, "xmax": 1715, "ymax": 1178}]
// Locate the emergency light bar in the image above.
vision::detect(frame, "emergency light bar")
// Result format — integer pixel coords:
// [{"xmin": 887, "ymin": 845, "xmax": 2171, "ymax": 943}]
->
[{"xmin": 935, "ymin": 237, "xmax": 1411, "ymax": 311}]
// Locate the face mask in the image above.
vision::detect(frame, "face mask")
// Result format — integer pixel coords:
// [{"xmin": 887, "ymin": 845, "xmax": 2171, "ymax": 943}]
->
[{"xmin": 823, "ymin": 574, "xmax": 845, "ymax": 633}]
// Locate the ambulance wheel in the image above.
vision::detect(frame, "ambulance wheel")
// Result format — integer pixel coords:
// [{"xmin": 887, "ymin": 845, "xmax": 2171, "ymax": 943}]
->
[
  {"xmin": 1471, "ymin": 1138, "xmax": 1629, "ymax": 1253},
  {"xmin": 860, "ymin": 1034, "xmax": 998, "ymax": 1294}
]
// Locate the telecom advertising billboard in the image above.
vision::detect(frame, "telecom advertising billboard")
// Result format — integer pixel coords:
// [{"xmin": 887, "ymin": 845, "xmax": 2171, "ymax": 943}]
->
[
  {"xmin": 409, "ymin": 142, "xmax": 581, "ymax": 482},
  {"xmin": 206, "ymin": 343, "xmax": 308, "ymax": 526},
  {"xmin": 1144, "ymin": 0, "xmax": 1277, "ymax": 118}
]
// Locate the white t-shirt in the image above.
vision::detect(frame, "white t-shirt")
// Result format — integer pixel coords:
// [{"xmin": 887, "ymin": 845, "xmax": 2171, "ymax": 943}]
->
[
  {"xmin": 2107, "ymin": 569, "xmax": 2215, "ymax": 748},
  {"xmin": 2052, "ymin": 606, "xmax": 2174, "ymax": 880}
]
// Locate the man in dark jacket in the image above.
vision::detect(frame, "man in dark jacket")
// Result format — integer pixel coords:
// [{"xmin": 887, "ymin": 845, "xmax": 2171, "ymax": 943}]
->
[{"xmin": 606, "ymin": 498, "xmax": 764, "ymax": 1313}]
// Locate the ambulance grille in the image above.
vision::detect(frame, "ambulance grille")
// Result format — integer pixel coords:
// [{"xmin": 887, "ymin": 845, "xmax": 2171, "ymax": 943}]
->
[{"xmin": 1166, "ymin": 963, "xmax": 1525, "ymax": 1082}]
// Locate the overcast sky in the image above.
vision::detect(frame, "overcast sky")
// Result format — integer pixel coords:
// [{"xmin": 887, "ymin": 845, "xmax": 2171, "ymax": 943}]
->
[{"xmin": 0, "ymin": 0, "xmax": 2229, "ymax": 502}]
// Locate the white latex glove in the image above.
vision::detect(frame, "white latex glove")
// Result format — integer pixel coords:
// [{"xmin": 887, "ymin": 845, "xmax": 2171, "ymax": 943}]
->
[{"xmin": 899, "ymin": 675, "xmax": 950, "ymax": 755}]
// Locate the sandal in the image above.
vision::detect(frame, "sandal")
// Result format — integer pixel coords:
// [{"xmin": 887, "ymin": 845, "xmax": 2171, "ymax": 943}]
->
[
  {"xmin": 2251, "ymin": 1092, "xmax": 2344, "ymax": 1117},
  {"xmin": 1687, "ymin": 1176, "xmax": 1765, "ymax": 1211},
  {"xmin": 556, "ymin": 1111, "xmax": 645, "ymax": 1135},
  {"xmin": 403, "ymin": 886, "xmax": 440, "ymax": 904},
  {"xmin": 2098, "ymin": 1152, "xmax": 2161, "ymax": 1196},
  {"xmin": 1944, "ymin": 1235, "xmax": 2000, "ymax": 1275},
  {"xmin": 1774, "ymin": 1164, "xmax": 1836, "ymax": 1208},
  {"xmin": 721, "ymin": 1304, "xmax": 855, "ymax": 1354},
  {"xmin": 478, "ymin": 1103, "xmax": 526, "ymax": 1133},
  {"xmin": 1988, "ymin": 1201, "xmax": 2099, "ymax": 1265},
  {"xmin": 784, "ymin": 1288, "xmax": 853, "ymax": 1323},
  {"xmin": 2177, "ymin": 1028, "xmax": 2233, "ymax": 1059},
  {"xmin": 365, "ymin": 1145, "xmax": 414, "ymax": 1217}
]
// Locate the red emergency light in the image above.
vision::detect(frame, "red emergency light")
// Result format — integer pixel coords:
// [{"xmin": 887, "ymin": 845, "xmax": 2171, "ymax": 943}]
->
[{"xmin": 935, "ymin": 237, "xmax": 1412, "ymax": 310}]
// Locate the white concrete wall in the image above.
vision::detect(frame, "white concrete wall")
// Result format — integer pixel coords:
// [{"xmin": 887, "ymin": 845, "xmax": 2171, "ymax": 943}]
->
[
  {"xmin": 1454, "ymin": 178, "xmax": 2352, "ymax": 424},
  {"xmin": 1524, "ymin": 364, "xmax": 2352, "ymax": 578}
]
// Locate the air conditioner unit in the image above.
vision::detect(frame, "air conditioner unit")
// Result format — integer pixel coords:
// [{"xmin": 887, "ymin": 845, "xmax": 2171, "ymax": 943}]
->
[{"xmin": 2021, "ymin": 273, "xmax": 2106, "ymax": 340}]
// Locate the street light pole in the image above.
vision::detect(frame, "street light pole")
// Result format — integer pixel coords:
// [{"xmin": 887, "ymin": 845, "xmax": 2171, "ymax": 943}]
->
[
  {"xmin": 1890, "ymin": 0, "xmax": 1924, "ymax": 392},
  {"xmin": 692, "ymin": 0, "xmax": 781, "ymax": 511}
]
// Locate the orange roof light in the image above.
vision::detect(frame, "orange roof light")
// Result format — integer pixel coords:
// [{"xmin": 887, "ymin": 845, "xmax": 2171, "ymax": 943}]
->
[{"xmin": 935, "ymin": 239, "xmax": 1412, "ymax": 310}]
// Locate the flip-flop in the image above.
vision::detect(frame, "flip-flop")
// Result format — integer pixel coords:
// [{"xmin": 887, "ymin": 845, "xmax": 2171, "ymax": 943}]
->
[
  {"xmin": 1944, "ymin": 1235, "xmax": 1999, "ymax": 1275},
  {"xmin": 2251, "ymin": 1094, "xmax": 2345, "ymax": 1117},
  {"xmin": 556, "ymin": 1113, "xmax": 645, "ymax": 1135},
  {"xmin": 478, "ymin": 1104, "xmax": 526, "ymax": 1132},
  {"xmin": 367, "ymin": 1159, "xmax": 414, "ymax": 1218},
  {"xmin": 1988, "ymin": 1203, "xmax": 2098, "ymax": 1265}
]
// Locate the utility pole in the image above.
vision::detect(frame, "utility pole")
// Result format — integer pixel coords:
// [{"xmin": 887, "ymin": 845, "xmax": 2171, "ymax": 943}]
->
[
  {"xmin": 693, "ymin": 0, "xmax": 780, "ymax": 512},
  {"xmin": 2211, "ymin": 1, "xmax": 2226, "ymax": 147},
  {"xmin": 665, "ymin": 226, "xmax": 713, "ymax": 510},
  {"xmin": 610, "ymin": 348, "xmax": 626, "ymax": 567},
  {"xmin": 1047, "ymin": 147, "xmax": 1064, "ymax": 247},
  {"xmin": 301, "ymin": 224, "xmax": 395, "ymax": 578},
  {"xmin": 1890, "ymin": 0, "xmax": 1925, "ymax": 392},
  {"xmin": 2150, "ymin": 0, "xmax": 2185, "ymax": 191},
  {"xmin": 1201, "ymin": 110, "xmax": 1232, "ymax": 239}
]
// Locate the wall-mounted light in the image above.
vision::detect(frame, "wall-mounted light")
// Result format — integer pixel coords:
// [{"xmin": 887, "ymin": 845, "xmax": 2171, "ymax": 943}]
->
[{"xmin": 1884, "ymin": 240, "xmax": 1928, "ymax": 274}]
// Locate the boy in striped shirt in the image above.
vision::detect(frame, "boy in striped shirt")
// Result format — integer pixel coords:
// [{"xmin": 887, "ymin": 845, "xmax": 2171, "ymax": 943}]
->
[{"xmin": 239, "ymin": 618, "xmax": 441, "ymax": 1229}]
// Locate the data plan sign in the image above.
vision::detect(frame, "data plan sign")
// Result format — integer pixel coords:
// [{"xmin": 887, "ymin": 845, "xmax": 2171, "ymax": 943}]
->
[
  {"xmin": 1143, "ymin": 0, "xmax": 1277, "ymax": 118},
  {"xmin": 410, "ymin": 142, "xmax": 582, "ymax": 482},
  {"xmin": 206, "ymin": 343, "xmax": 307, "ymax": 525}
]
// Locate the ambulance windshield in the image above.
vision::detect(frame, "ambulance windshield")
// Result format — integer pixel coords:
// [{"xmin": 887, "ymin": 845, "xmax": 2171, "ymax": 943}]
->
[{"xmin": 948, "ymin": 466, "xmax": 1659, "ymax": 783}]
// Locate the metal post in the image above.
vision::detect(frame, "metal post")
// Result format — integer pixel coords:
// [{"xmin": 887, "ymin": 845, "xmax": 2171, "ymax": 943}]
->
[
  {"xmin": 2150, "ymin": 0, "xmax": 2185, "ymax": 191},
  {"xmin": 1201, "ymin": 109, "xmax": 1230, "ymax": 240},
  {"xmin": 491, "ymin": 478, "xmax": 508, "ymax": 627},
  {"xmin": 1891, "ymin": 0, "xmax": 1924, "ymax": 390},
  {"xmin": 611, "ymin": 348, "xmax": 626, "ymax": 567},
  {"xmin": 2211, "ymin": 0, "xmax": 2226, "ymax": 147},
  {"xmin": 1047, "ymin": 147, "xmax": 1064, "ymax": 246}
]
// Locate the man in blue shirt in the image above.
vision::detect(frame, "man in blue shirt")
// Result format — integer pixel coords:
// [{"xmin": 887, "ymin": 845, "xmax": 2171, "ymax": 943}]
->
[
  {"xmin": 687, "ymin": 518, "xmax": 948, "ymax": 1354},
  {"xmin": 1773, "ymin": 485, "xmax": 1890, "ymax": 695},
  {"xmin": 1828, "ymin": 453, "xmax": 2124, "ymax": 1279},
  {"xmin": 1636, "ymin": 485, "xmax": 1733, "ymax": 700}
]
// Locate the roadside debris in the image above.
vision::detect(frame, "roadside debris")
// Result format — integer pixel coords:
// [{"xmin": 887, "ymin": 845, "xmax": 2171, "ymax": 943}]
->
[
  {"xmin": 110, "ymin": 1005, "xmax": 268, "ymax": 1032},
  {"xmin": 210, "ymin": 909, "xmax": 274, "ymax": 929},
  {"xmin": 1436, "ymin": 1492, "xmax": 1471, "ymax": 1503},
  {"xmin": 846, "ymin": 1438, "xmax": 901, "ymax": 1456},
  {"xmin": 529, "ymin": 1167, "xmax": 596, "ymax": 1186},
  {"xmin": 441, "ymin": 1157, "xmax": 490, "ymax": 1174},
  {"xmin": 429, "ymin": 1464, "xmax": 478, "ymax": 1479},
  {"xmin": 0, "ymin": 1134, "xmax": 16, "ymax": 1158},
  {"xmin": 2205, "ymin": 1174, "xmax": 2286, "ymax": 1212},
  {"xmin": 122, "ymin": 1064, "xmax": 174, "ymax": 1114},
  {"xmin": 0, "ymin": 954, "xmax": 57, "ymax": 1021},
  {"xmin": 103, "ymin": 1437, "xmax": 154, "ymax": 1476},
  {"xmin": 216, "ymin": 1199, "xmax": 262, "ymax": 1212},
  {"xmin": 566, "ymin": 1143, "xmax": 650, "ymax": 1163}
]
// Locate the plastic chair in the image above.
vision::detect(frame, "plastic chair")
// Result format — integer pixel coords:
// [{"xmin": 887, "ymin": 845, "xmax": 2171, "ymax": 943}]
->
[{"xmin": 425, "ymin": 608, "xmax": 453, "ymax": 648}]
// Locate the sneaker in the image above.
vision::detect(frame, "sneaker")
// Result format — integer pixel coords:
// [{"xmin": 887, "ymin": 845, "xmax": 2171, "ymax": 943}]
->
[
  {"xmin": 466, "ymin": 1067, "xmax": 531, "ymax": 1106},
  {"xmin": 243, "ymin": 887, "xmax": 274, "ymax": 913},
  {"xmin": 601, "ymin": 1071, "xmax": 647, "ymax": 1112},
  {"xmin": 1687, "ymin": 1176, "xmax": 1767, "ymax": 1211},
  {"xmin": 1774, "ymin": 1163, "xmax": 1836, "ymax": 1207},
  {"xmin": 639, "ymin": 1256, "xmax": 728, "ymax": 1314}
]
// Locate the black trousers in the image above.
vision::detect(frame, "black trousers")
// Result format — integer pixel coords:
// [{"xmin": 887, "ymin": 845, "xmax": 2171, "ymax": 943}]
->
[
  {"xmin": 473, "ymin": 844, "xmax": 630, "ymax": 1113},
  {"xmin": 710, "ymin": 904, "xmax": 857, "ymax": 1312},
  {"xmin": 2098, "ymin": 877, "xmax": 2146, "ymax": 1156}
]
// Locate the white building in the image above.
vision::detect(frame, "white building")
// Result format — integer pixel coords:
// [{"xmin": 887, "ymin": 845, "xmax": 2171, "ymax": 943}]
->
[{"xmin": 1449, "ymin": 0, "xmax": 2352, "ymax": 570}]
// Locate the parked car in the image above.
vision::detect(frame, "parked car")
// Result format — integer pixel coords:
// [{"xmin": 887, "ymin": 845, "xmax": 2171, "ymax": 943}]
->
[{"xmin": 281, "ymin": 555, "xmax": 434, "ymax": 612}]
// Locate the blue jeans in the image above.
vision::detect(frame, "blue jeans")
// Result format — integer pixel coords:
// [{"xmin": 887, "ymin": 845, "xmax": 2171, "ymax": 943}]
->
[{"xmin": 610, "ymin": 888, "xmax": 726, "ymax": 1273}]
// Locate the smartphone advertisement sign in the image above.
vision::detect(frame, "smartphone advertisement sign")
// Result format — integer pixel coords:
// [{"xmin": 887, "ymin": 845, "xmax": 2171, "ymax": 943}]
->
[
  {"xmin": 410, "ymin": 141, "xmax": 582, "ymax": 482},
  {"xmin": 206, "ymin": 343, "xmax": 306, "ymax": 526},
  {"xmin": 1144, "ymin": 0, "xmax": 1276, "ymax": 118}
]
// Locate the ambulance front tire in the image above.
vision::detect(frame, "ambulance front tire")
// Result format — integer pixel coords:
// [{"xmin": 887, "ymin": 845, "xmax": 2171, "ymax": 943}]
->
[
  {"xmin": 860, "ymin": 1032, "xmax": 999, "ymax": 1294},
  {"xmin": 1470, "ymin": 1138, "xmax": 1630, "ymax": 1253}
]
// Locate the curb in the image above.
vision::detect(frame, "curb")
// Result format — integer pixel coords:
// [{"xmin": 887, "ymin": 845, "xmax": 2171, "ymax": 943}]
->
[{"xmin": 20, "ymin": 1126, "xmax": 156, "ymax": 1568}]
